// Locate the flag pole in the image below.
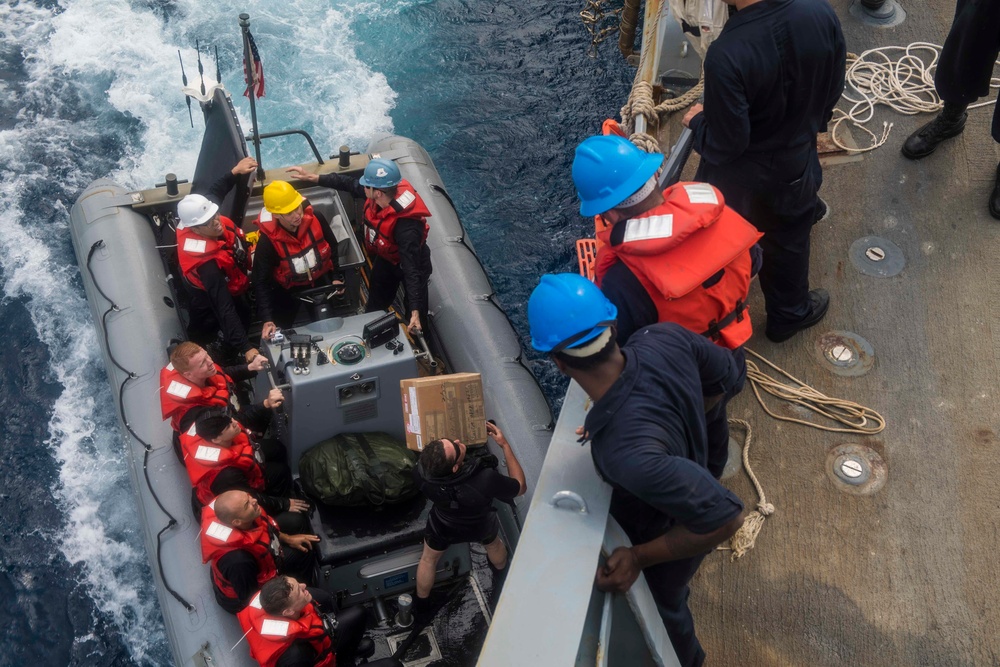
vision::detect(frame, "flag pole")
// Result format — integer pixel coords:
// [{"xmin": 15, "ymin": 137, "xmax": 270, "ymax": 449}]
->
[{"xmin": 239, "ymin": 13, "xmax": 265, "ymax": 181}]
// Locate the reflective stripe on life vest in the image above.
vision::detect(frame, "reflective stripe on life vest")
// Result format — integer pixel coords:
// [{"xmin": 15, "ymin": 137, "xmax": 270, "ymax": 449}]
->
[{"xmin": 595, "ymin": 181, "xmax": 762, "ymax": 349}]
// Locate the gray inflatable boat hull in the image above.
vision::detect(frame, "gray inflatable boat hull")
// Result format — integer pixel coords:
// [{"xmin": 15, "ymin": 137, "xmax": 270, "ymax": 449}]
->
[{"xmin": 69, "ymin": 137, "xmax": 552, "ymax": 666}]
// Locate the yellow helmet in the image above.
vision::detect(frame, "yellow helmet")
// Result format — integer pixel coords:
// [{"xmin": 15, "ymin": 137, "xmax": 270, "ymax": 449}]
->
[{"xmin": 263, "ymin": 181, "xmax": 304, "ymax": 215}]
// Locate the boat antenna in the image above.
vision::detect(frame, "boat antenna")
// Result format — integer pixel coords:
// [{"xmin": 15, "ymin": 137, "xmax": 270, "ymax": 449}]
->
[
  {"xmin": 239, "ymin": 13, "xmax": 265, "ymax": 181},
  {"xmin": 177, "ymin": 49, "xmax": 193, "ymax": 128},
  {"xmin": 195, "ymin": 39, "xmax": 206, "ymax": 97},
  {"xmin": 214, "ymin": 45, "xmax": 221, "ymax": 84}
]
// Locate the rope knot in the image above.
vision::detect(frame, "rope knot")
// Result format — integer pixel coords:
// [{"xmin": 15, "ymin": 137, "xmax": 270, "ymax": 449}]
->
[{"xmin": 756, "ymin": 502, "xmax": 775, "ymax": 516}]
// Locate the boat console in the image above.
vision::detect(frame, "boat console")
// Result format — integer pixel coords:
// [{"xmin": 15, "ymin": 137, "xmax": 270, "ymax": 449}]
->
[
  {"xmin": 256, "ymin": 312, "xmax": 419, "ymax": 469},
  {"xmin": 256, "ymin": 315, "xmax": 471, "ymax": 608}
]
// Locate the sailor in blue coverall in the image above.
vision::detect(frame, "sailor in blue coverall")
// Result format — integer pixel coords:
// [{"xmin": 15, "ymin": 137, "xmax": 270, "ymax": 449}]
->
[
  {"xmin": 683, "ymin": 0, "xmax": 846, "ymax": 343},
  {"xmin": 528, "ymin": 274, "xmax": 746, "ymax": 667}
]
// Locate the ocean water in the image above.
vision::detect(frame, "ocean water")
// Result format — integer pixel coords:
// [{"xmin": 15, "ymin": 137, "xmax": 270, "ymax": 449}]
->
[{"xmin": 0, "ymin": 0, "xmax": 631, "ymax": 664}]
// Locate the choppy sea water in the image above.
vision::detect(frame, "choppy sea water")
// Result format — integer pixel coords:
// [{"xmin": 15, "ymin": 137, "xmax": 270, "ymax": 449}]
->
[{"xmin": 0, "ymin": 0, "xmax": 631, "ymax": 664}]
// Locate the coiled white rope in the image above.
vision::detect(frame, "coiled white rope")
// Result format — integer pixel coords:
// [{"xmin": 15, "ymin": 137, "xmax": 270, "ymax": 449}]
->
[
  {"xmin": 745, "ymin": 348, "xmax": 886, "ymax": 434},
  {"xmin": 830, "ymin": 42, "xmax": 1000, "ymax": 153}
]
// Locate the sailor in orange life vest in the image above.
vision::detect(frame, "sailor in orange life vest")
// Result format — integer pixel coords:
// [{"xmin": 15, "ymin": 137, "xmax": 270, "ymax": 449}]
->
[
  {"xmin": 180, "ymin": 408, "xmax": 306, "ymax": 518},
  {"xmin": 160, "ymin": 341, "xmax": 283, "ymax": 434},
  {"xmin": 175, "ymin": 156, "xmax": 262, "ymax": 364},
  {"xmin": 201, "ymin": 490, "xmax": 319, "ymax": 614},
  {"xmin": 252, "ymin": 181, "xmax": 344, "ymax": 339},
  {"xmin": 287, "ymin": 159, "xmax": 432, "ymax": 335},
  {"xmin": 571, "ymin": 135, "xmax": 763, "ymax": 353},
  {"xmin": 238, "ymin": 576, "xmax": 402, "ymax": 667}
]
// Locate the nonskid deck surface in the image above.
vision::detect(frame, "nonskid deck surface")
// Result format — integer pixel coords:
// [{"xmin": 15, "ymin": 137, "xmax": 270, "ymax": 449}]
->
[{"xmin": 656, "ymin": 2, "xmax": 1000, "ymax": 664}]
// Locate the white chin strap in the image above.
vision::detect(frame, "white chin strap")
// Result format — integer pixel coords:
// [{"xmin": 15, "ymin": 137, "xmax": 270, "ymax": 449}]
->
[
  {"xmin": 616, "ymin": 176, "xmax": 657, "ymax": 209},
  {"xmin": 561, "ymin": 327, "xmax": 613, "ymax": 357}
]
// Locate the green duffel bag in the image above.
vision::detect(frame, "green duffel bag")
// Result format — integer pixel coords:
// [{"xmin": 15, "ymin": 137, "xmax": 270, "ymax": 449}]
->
[{"xmin": 298, "ymin": 432, "xmax": 420, "ymax": 507}]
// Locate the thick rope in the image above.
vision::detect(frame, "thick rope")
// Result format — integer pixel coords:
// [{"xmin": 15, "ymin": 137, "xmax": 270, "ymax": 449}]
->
[
  {"xmin": 616, "ymin": 0, "xmax": 705, "ymax": 154},
  {"xmin": 719, "ymin": 419, "xmax": 773, "ymax": 560},
  {"xmin": 718, "ymin": 354, "xmax": 885, "ymax": 561},
  {"xmin": 831, "ymin": 43, "xmax": 1000, "ymax": 153},
  {"xmin": 620, "ymin": 79, "xmax": 704, "ymax": 154},
  {"xmin": 745, "ymin": 348, "xmax": 886, "ymax": 434}
]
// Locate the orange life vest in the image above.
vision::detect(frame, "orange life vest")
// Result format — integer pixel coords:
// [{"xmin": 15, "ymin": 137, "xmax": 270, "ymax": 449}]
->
[
  {"xmin": 256, "ymin": 206, "xmax": 335, "ymax": 289},
  {"xmin": 237, "ymin": 592, "xmax": 335, "ymax": 667},
  {"xmin": 595, "ymin": 182, "xmax": 763, "ymax": 349},
  {"xmin": 362, "ymin": 180, "xmax": 430, "ymax": 264},
  {"xmin": 200, "ymin": 500, "xmax": 281, "ymax": 603},
  {"xmin": 180, "ymin": 423, "xmax": 265, "ymax": 506},
  {"xmin": 159, "ymin": 362, "xmax": 240, "ymax": 431},
  {"xmin": 176, "ymin": 216, "xmax": 251, "ymax": 296}
]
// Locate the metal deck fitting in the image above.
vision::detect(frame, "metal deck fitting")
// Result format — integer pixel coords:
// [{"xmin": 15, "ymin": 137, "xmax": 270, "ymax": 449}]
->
[
  {"xmin": 849, "ymin": 236, "xmax": 906, "ymax": 277},
  {"xmin": 814, "ymin": 331, "xmax": 876, "ymax": 377},
  {"xmin": 849, "ymin": 0, "xmax": 906, "ymax": 27},
  {"xmin": 826, "ymin": 444, "xmax": 888, "ymax": 495}
]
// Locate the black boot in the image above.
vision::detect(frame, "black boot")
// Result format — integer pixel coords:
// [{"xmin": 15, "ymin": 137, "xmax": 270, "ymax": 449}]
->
[
  {"xmin": 901, "ymin": 102, "xmax": 968, "ymax": 159},
  {"xmin": 412, "ymin": 594, "xmax": 434, "ymax": 625},
  {"xmin": 765, "ymin": 288, "xmax": 830, "ymax": 343},
  {"xmin": 990, "ymin": 163, "xmax": 1000, "ymax": 220}
]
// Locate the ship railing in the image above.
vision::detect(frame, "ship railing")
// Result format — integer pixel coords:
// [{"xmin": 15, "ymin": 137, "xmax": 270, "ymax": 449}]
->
[
  {"xmin": 478, "ymin": 381, "xmax": 681, "ymax": 666},
  {"xmin": 245, "ymin": 128, "xmax": 326, "ymax": 165}
]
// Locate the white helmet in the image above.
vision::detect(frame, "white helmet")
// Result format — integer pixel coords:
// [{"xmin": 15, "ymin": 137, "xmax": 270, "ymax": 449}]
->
[{"xmin": 176, "ymin": 194, "xmax": 219, "ymax": 229}]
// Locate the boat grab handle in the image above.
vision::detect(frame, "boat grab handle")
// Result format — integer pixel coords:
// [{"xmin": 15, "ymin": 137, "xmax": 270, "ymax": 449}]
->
[{"xmin": 549, "ymin": 490, "xmax": 588, "ymax": 514}]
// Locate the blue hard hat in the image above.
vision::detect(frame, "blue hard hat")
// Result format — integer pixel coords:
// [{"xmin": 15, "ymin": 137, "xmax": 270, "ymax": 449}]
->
[
  {"xmin": 358, "ymin": 158, "xmax": 402, "ymax": 188},
  {"xmin": 572, "ymin": 135, "xmax": 664, "ymax": 216},
  {"xmin": 528, "ymin": 273, "xmax": 618, "ymax": 353}
]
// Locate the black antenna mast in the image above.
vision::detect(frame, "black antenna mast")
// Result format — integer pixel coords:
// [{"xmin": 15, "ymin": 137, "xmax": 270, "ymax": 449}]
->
[
  {"xmin": 195, "ymin": 39, "xmax": 206, "ymax": 97},
  {"xmin": 177, "ymin": 50, "xmax": 193, "ymax": 128}
]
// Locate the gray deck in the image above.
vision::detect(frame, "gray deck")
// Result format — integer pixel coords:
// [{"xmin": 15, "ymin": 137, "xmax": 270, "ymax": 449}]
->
[{"xmin": 670, "ymin": 2, "xmax": 1000, "ymax": 665}]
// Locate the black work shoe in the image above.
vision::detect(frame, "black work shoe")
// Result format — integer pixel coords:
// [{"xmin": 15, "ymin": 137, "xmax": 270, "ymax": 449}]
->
[
  {"xmin": 990, "ymin": 163, "xmax": 1000, "ymax": 221},
  {"xmin": 901, "ymin": 109, "xmax": 967, "ymax": 160},
  {"xmin": 412, "ymin": 595, "xmax": 435, "ymax": 625},
  {"xmin": 765, "ymin": 289, "xmax": 830, "ymax": 343},
  {"xmin": 356, "ymin": 637, "xmax": 376, "ymax": 662},
  {"xmin": 815, "ymin": 197, "xmax": 830, "ymax": 224}
]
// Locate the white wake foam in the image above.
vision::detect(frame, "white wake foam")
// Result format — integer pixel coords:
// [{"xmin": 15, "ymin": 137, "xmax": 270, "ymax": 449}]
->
[{"xmin": 0, "ymin": 0, "xmax": 401, "ymax": 663}]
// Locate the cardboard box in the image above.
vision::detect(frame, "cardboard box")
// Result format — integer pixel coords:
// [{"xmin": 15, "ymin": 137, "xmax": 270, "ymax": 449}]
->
[{"xmin": 400, "ymin": 372, "xmax": 487, "ymax": 452}]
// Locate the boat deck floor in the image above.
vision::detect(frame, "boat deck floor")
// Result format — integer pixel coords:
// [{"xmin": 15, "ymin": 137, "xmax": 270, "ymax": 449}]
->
[{"xmin": 657, "ymin": 2, "xmax": 1000, "ymax": 664}]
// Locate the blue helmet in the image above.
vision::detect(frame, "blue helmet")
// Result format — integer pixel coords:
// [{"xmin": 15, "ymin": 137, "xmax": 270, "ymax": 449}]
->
[
  {"xmin": 528, "ymin": 273, "xmax": 618, "ymax": 353},
  {"xmin": 572, "ymin": 135, "xmax": 664, "ymax": 216},
  {"xmin": 358, "ymin": 158, "xmax": 401, "ymax": 188}
]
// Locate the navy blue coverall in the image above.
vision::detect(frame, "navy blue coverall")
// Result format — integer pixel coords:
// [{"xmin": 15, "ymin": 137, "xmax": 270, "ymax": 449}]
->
[
  {"xmin": 936, "ymin": 0, "xmax": 1000, "ymax": 143},
  {"xmin": 689, "ymin": 0, "xmax": 846, "ymax": 330},
  {"xmin": 583, "ymin": 323, "xmax": 745, "ymax": 666}
]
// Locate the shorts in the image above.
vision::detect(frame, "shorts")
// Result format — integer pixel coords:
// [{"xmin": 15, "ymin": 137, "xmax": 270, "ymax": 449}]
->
[{"xmin": 424, "ymin": 510, "xmax": 500, "ymax": 552}]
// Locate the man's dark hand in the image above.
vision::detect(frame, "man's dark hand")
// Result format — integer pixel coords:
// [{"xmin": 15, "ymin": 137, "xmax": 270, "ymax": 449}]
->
[
  {"xmin": 682, "ymin": 103, "xmax": 704, "ymax": 128},
  {"xmin": 595, "ymin": 546, "xmax": 642, "ymax": 593}
]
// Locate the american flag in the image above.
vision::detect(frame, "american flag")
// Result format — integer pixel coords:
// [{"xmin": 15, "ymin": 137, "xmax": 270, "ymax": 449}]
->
[{"xmin": 243, "ymin": 30, "xmax": 265, "ymax": 99}]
